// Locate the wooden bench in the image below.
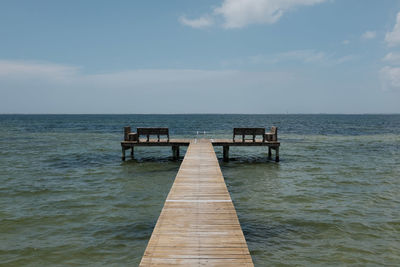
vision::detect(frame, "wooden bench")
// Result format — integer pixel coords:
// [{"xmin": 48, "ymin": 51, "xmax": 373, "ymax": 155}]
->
[
  {"xmin": 264, "ymin": 126, "xmax": 278, "ymax": 142},
  {"xmin": 233, "ymin": 128, "xmax": 266, "ymax": 142},
  {"xmin": 137, "ymin": 127, "xmax": 169, "ymax": 142}
]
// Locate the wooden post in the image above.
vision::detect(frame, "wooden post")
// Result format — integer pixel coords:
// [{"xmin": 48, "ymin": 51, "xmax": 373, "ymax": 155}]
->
[
  {"xmin": 223, "ymin": 145, "xmax": 229, "ymax": 162},
  {"xmin": 268, "ymin": 147, "xmax": 272, "ymax": 160},
  {"xmin": 275, "ymin": 147, "xmax": 280, "ymax": 162},
  {"xmin": 130, "ymin": 146, "xmax": 134, "ymax": 159},
  {"xmin": 124, "ymin": 126, "xmax": 131, "ymax": 141},
  {"xmin": 172, "ymin": 146, "xmax": 179, "ymax": 160},
  {"xmin": 122, "ymin": 146, "xmax": 126, "ymax": 161}
]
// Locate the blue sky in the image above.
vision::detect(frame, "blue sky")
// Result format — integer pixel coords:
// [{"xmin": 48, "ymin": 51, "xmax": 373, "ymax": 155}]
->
[{"xmin": 1, "ymin": 0, "xmax": 400, "ymax": 113}]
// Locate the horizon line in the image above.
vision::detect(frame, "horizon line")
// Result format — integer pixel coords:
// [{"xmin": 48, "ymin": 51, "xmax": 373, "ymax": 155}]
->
[{"xmin": 1, "ymin": 113, "xmax": 399, "ymax": 115}]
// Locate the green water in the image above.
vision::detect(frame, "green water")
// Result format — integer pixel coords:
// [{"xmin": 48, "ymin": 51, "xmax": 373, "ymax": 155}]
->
[{"xmin": 0, "ymin": 115, "xmax": 399, "ymax": 266}]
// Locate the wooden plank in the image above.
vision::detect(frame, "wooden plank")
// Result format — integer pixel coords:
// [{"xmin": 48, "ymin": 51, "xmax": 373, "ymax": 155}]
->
[
  {"xmin": 139, "ymin": 139, "xmax": 253, "ymax": 266},
  {"xmin": 121, "ymin": 139, "xmax": 191, "ymax": 146},
  {"xmin": 212, "ymin": 139, "xmax": 280, "ymax": 146},
  {"xmin": 121, "ymin": 138, "xmax": 280, "ymax": 146}
]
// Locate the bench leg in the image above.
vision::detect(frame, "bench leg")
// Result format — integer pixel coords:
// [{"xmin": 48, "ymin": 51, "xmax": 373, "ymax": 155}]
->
[
  {"xmin": 130, "ymin": 146, "xmax": 134, "ymax": 159},
  {"xmin": 146, "ymin": 135, "xmax": 149, "ymax": 142},
  {"xmin": 268, "ymin": 147, "xmax": 272, "ymax": 160}
]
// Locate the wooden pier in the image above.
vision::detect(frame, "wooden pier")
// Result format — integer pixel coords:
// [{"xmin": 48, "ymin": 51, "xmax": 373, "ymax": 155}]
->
[
  {"xmin": 139, "ymin": 139, "xmax": 254, "ymax": 266},
  {"xmin": 121, "ymin": 126, "xmax": 280, "ymax": 162},
  {"xmin": 121, "ymin": 139, "xmax": 280, "ymax": 162}
]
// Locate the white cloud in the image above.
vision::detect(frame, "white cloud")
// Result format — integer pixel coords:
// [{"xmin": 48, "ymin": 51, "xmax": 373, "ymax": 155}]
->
[
  {"xmin": 342, "ymin": 40, "xmax": 350, "ymax": 45},
  {"xmin": 380, "ymin": 66, "xmax": 400, "ymax": 91},
  {"xmin": 1, "ymin": 59, "xmax": 397, "ymax": 113},
  {"xmin": 0, "ymin": 60, "xmax": 78, "ymax": 80},
  {"xmin": 272, "ymin": 50, "xmax": 326, "ymax": 63},
  {"xmin": 382, "ymin": 52, "xmax": 400, "ymax": 64},
  {"xmin": 179, "ymin": 15, "xmax": 214, "ymax": 28},
  {"xmin": 361, "ymin": 30, "xmax": 376, "ymax": 39},
  {"xmin": 0, "ymin": 60, "xmax": 292, "ymax": 113},
  {"xmin": 335, "ymin": 55, "xmax": 357, "ymax": 64},
  {"xmin": 180, "ymin": 0, "xmax": 327, "ymax": 29},
  {"xmin": 385, "ymin": 12, "xmax": 400, "ymax": 47},
  {"xmin": 222, "ymin": 50, "xmax": 355, "ymax": 67}
]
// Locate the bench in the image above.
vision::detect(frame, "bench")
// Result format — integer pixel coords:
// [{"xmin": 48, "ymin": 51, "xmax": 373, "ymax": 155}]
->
[
  {"xmin": 137, "ymin": 127, "xmax": 169, "ymax": 142},
  {"xmin": 233, "ymin": 128, "xmax": 266, "ymax": 142}
]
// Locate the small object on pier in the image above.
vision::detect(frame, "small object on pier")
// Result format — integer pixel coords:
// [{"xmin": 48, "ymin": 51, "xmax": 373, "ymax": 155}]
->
[
  {"xmin": 124, "ymin": 126, "xmax": 138, "ymax": 141},
  {"xmin": 124, "ymin": 126, "xmax": 131, "ymax": 141},
  {"xmin": 265, "ymin": 126, "xmax": 278, "ymax": 142}
]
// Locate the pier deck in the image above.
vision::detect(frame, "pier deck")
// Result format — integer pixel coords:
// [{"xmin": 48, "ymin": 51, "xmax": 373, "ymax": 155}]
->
[
  {"xmin": 139, "ymin": 139, "xmax": 254, "ymax": 266},
  {"xmin": 121, "ymin": 138, "xmax": 280, "ymax": 161}
]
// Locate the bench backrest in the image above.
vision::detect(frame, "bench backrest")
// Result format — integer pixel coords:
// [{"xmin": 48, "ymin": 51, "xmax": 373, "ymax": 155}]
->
[
  {"xmin": 137, "ymin": 127, "xmax": 169, "ymax": 135},
  {"xmin": 233, "ymin": 128, "xmax": 265, "ymax": 142},
  {"xmin": 233, "ymin": 128, "xmax": 265, "ymax": 136}
]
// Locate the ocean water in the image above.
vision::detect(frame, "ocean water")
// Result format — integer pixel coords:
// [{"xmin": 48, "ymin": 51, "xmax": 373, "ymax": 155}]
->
[{"xmin": 0, "ymin": 114, "xmax": 399, "ymax": 266}]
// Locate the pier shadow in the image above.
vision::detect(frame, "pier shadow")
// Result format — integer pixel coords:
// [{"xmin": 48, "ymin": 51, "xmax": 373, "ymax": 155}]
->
[
  {"xmin": 241, "ymin": 219, "xmax": 295, "ymax": 244},
  {"xmin": 44, "ymin": 152, "xmax": 118, "ymax": 170},
  {"xmin": 120, "ymin": 155, "xmax": 186, "ymax": 163},
  {"xmin": 92, "ymin": 220, "xmax": 156, "ymax": 242}
]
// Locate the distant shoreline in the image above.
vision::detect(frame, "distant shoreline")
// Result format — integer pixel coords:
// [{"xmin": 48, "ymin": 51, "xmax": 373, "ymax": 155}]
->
[{"xmin": 1, "ymin": 113, "xmax": 399, "ymax": 115}]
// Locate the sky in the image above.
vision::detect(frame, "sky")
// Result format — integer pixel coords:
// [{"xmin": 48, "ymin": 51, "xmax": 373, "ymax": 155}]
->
[{"xmin": 1, "ymin": 0, "xmax": 400, "ymax": 114}]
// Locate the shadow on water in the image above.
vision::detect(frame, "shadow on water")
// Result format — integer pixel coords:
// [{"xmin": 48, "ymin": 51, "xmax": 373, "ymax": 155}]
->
[
  {"xmin": 241, "ymin": 219, "xmax": 295, "ymax": 244},
  {"xmin": 122, "ymin": 157, "xmax": 184, "ymax": 163},
  {"xmin": 44, "ymin": 152, "xmax": 118, "ymax": 170},
  {"xmin": 92, "ymin": 221, "xmax": 156, "ymax": 241}
]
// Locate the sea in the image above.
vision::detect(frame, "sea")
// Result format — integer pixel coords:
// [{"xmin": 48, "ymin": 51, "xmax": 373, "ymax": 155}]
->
[{"xmin": 0, "ymin": 114, "xmax": 399, "ymax": 266}]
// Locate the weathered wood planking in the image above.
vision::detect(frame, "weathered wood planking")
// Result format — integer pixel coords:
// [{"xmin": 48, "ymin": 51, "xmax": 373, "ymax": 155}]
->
[
  {"xmin": 139, "ymin": 139, "xmax": 253, "ymax": 266},
  {"xmin": 121, "ymin": 138, "xmax": 280, "ymax": 161}
]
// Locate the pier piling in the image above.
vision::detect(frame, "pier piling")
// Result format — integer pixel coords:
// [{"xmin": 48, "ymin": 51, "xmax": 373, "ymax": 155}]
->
[{"xmin": 223, "ymin": 145, "xmax": 229, "ymax": 162}]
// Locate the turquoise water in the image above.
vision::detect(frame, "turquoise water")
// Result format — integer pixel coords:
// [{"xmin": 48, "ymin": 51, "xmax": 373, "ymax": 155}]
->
[{"xmin": 1, "ymin": 114, "xmax": 399, "ymax": 266}]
